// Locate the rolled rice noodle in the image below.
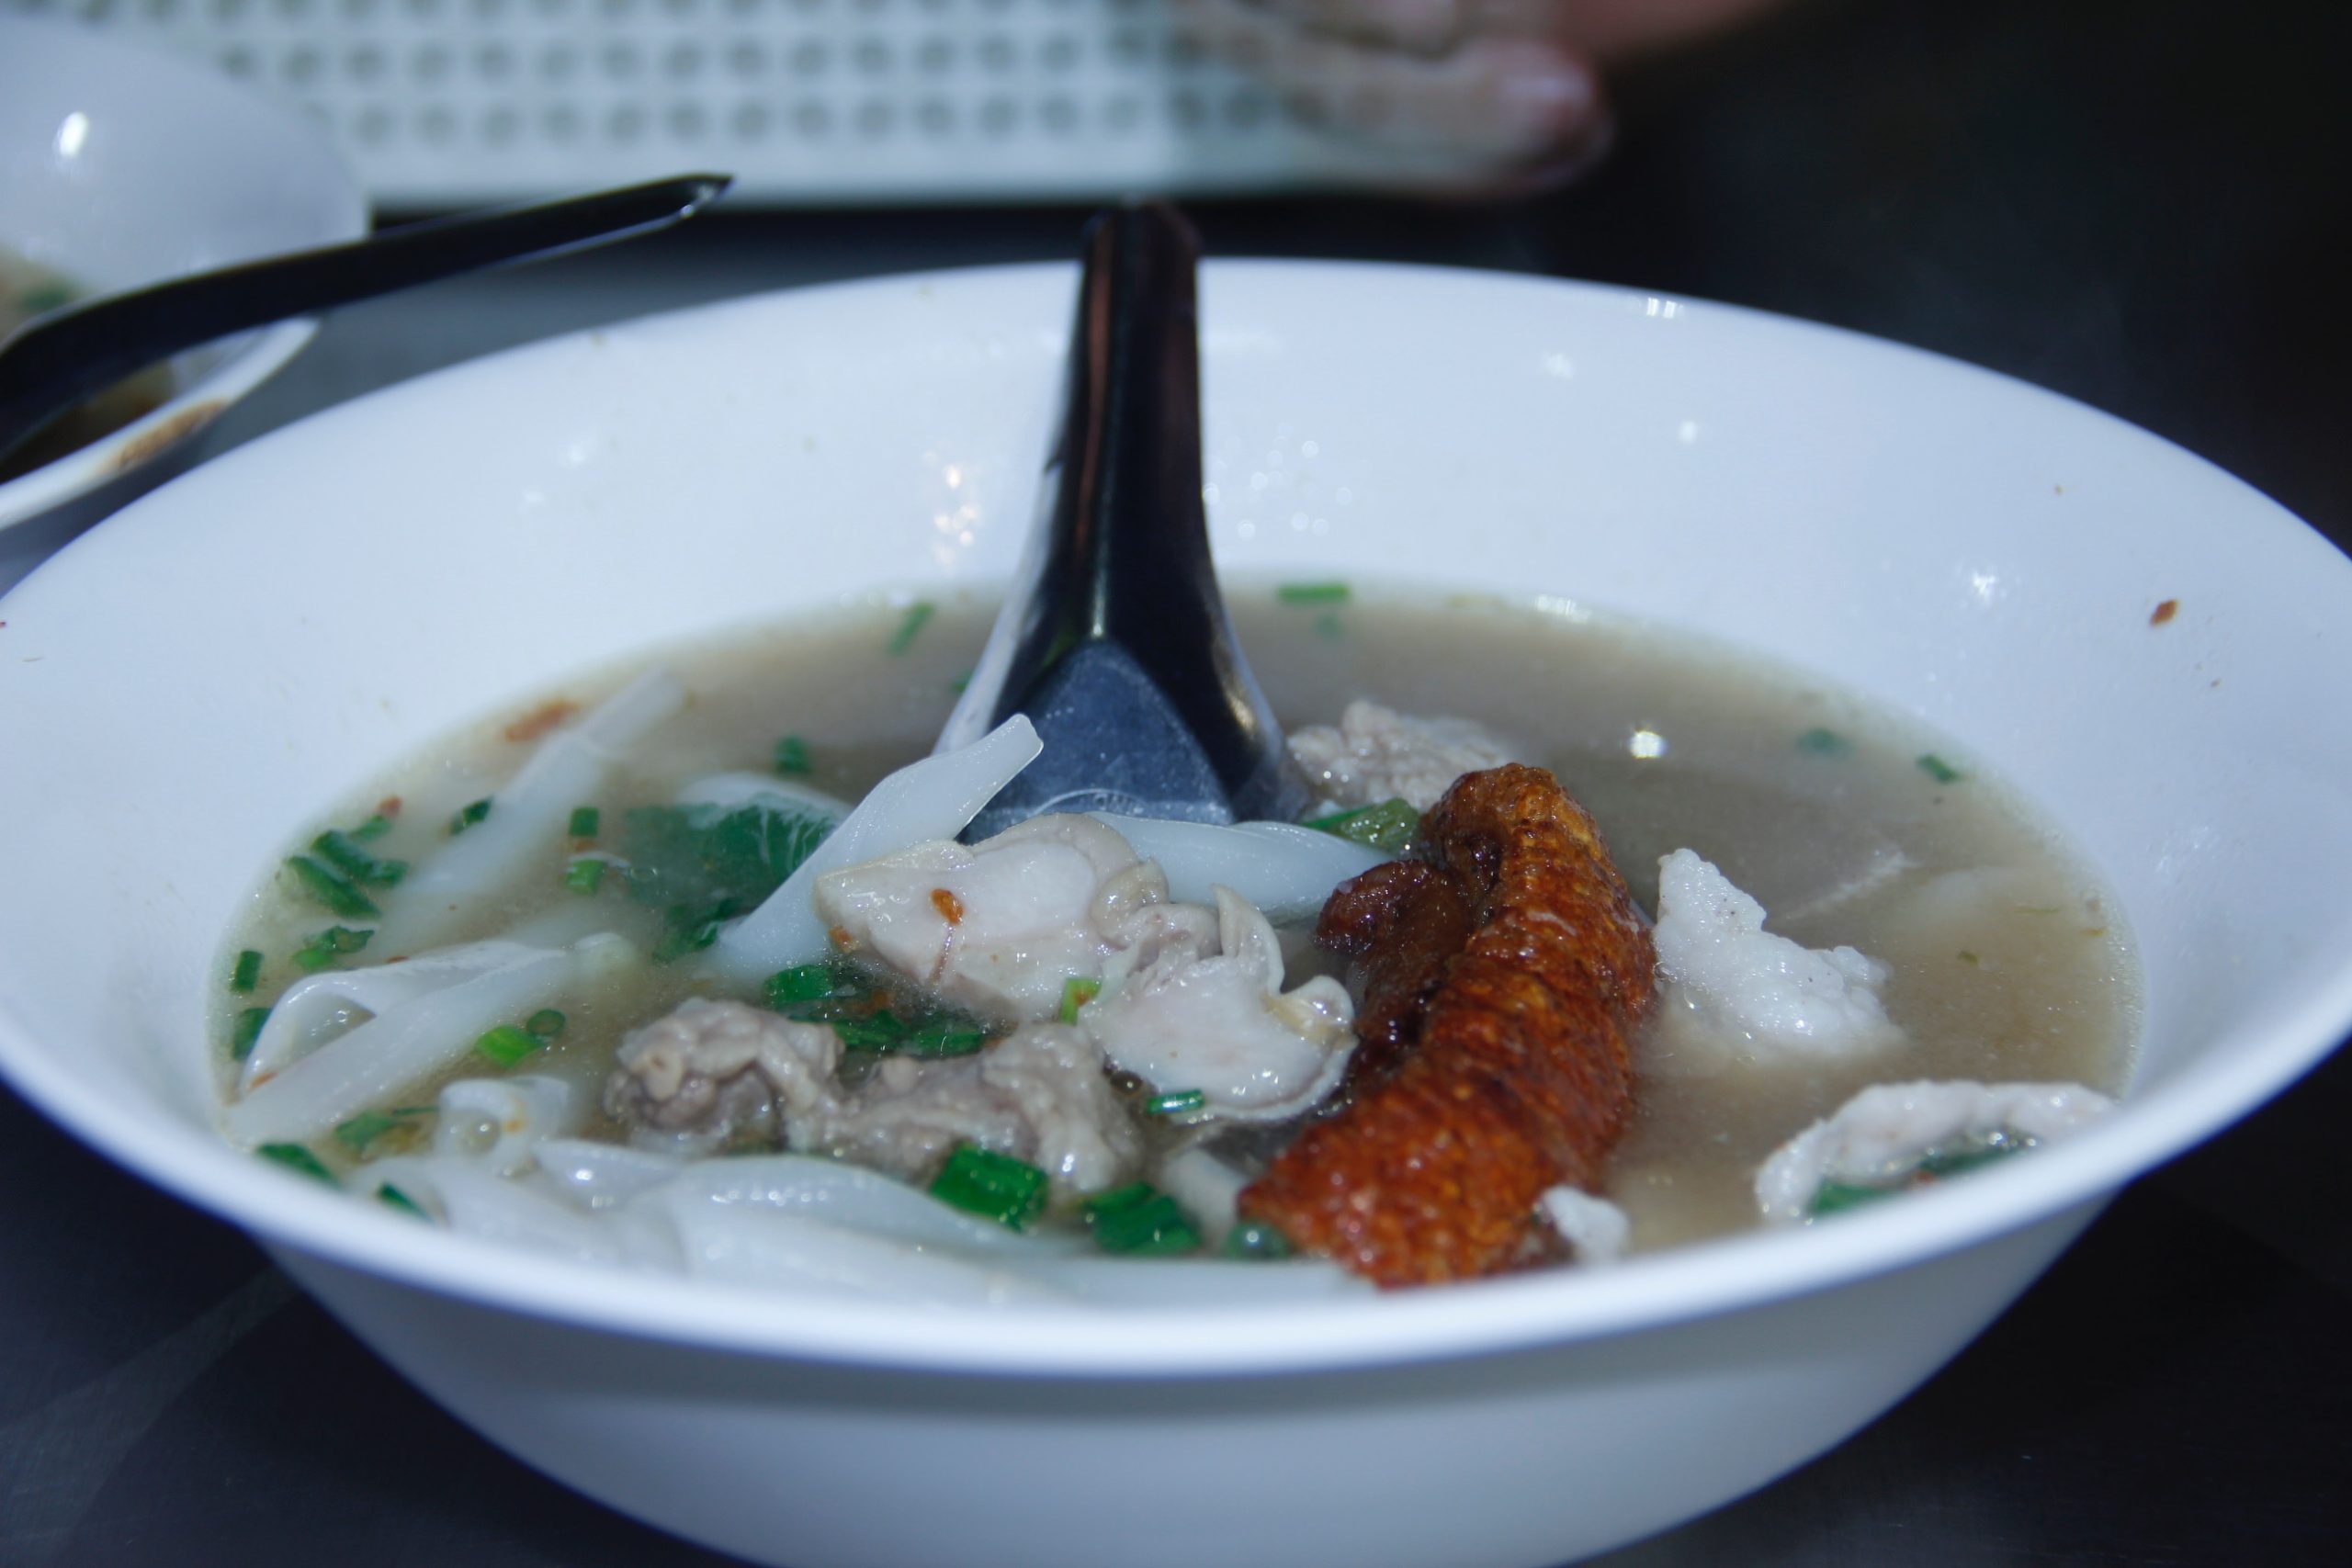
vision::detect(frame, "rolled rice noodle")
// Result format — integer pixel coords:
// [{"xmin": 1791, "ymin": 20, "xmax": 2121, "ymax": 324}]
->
[
  {"xmin": 707, "ymin": 716, "xmax": 1042, "ymax": 978},
  {"xmin": 375, "ymin": 670, "xmax": 688, "ymax": 955},
  {"xmin": 1754, "ymin": 1079, "xmax": 2117, "ymax": 1224},
  {"xmin": 222, "ymin": 933, "xmax": 633, "ymax": 1145},
  {"xmin": 1091, "ymin": 814, "xmax": 1390, "ymax": 920}
]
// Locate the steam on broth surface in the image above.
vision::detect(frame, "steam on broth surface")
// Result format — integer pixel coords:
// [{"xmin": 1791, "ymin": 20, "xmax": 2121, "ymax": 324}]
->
[{"xmin": 214, "ymin": 584, "xmax": 2138, "ymax": 1288}]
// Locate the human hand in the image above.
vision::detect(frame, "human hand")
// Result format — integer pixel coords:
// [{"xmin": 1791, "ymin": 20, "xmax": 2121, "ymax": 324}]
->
[{"xmin": 1177, "ymin": 0, "xmax": 1800, "ymax": 193}]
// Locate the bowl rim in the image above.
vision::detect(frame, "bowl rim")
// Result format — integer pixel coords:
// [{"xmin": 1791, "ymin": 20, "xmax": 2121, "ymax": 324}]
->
[
  {"xmin": 0, "ymin": 13, "xmax": 369, "ymax": 531},
  {"xmin": 3, "ymin": 257, "xmax": 2349, "ymax": 1378}
]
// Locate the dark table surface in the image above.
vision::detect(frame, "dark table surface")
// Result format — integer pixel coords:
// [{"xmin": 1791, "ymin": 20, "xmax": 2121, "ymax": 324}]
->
[{"xmin": 6, "ymin": 0, "xmax": 2350, "ymax": 1562}]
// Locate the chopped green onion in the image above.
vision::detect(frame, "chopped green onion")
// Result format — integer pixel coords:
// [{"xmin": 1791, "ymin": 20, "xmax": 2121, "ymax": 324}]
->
[
  {"xmin": 1303, "ymin": 797, "xmax": 1419, "ymax": 854},
  {"xmin": 772, "ymin": 735, "xmax": 813, "ymax": 775},
  {"xmin": 1276, "ymin": 581, "xmax": 1351, "ymax": 605},
  {"xmin": 1223, "ymin": 1222, "xmax": 1294, "ymax": 1261},
  {"xmin": 1082, "ymin": 1183, "xmax": 1201, "ymax": 1256},
  {"xmin": 1144, "ymin": 1089, "xmax": 1207, "ymax": 1117},
  {"xmin": 831, "ymin": 1012, "xmax": 987, "ymax": 1056},
  {"xmin": 350, "ymin": 812, "xmax": 395, "ymax": 842},
  {"xmin": 1916, "ymin": 753, "xmax": 1964, "ymax": 785},
  {"xmin": 333, "ymin": 1106, "xmax": 432, "ymax": 1156},
  {"xmin": 568, "ymin": 806, "xmax": 601, "ymax": 839},
  {"xmin": 947, "ymin": 670, "xmax": 972, "ymax": 695},
  {"xmin": 1797, "ymin": 728, "xmax": 1852, "ymax": 757},
  {"xmin": 929, "ymin": 1145, "xmax": 1048, "ymax": 1230},
  {"xmin": 291, "ymin": 924, "xmax": 373, "ymax": 973},
  {"xmin": 563, "ymin": 857, "xmax": 606, "ymax": 896},
  {"xmin": 19, "ymin": 282, "xmax": 74, "ymax": 316},
  {"xmin": 230, "ymin": 949, "xmax": 264, "ymax": 993},
  {"xmin": 770, "ymin": 962, "xmax": 993, "ymax": 1055},
  {"xmin": 1057, "ymin": 976, "xmax": 1101, "ymax": 1025},
  {"xmin": 311, "ymin": 829, "xmax": 408, "ymax": 887},
  {"xmin": 376, "ymin": 1183, "xmax": 429, "ymax": 1218},
  {"xmin": 766, "ymin": 963, "xmax": 841, "ymax": 1005},
  {"xmin": 284, "ymin": 853, "xmax": 380, "ymax": 918},
  {"xmin": 474, "ymin": 1023, "xmax": 544, "ymax": 1068},
  {"xmin": 526, "ymin": 1008, "xmax": 567, "ymax": 1041},
  {"xmin": 257, "ymin": 1142, "xmax": 336, "ymax": 1185},
  {"xmin": 450, "ymin": 796, "xmax": 493, "ymax": 834},
  {"xmin": 888, "ymin": 600, "xmax": 936, "ymax": 655},
  {"xmin": 230, "ymin": 1006, "xmax": 271, "ymax": 1061}
]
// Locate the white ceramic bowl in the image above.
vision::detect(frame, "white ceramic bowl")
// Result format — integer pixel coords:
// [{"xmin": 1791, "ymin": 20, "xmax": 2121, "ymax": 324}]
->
[
  {"xmin": 0, "ymin": 14, "xmax": 368, "ymax": 587},
  {"xmin": 2, "ymin": 264, "xmax": 2348, "ymax": 1568}
]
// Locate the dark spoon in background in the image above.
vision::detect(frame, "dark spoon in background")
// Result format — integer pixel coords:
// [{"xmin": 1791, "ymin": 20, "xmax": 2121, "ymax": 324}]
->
[
  {"xmin": 941, "ymin": 200, "xmax": 1308, "ymax": 836},
  {"xmin": 0, "ymin": 171, "xmax": 731, "ymax": 472}
]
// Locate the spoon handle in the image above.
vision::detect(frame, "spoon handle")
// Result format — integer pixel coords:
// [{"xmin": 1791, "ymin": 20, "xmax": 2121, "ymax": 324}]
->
[
  {"xmin": 0, "ymin": 172, "xmax": 730, "ymax": 463},
  {"xmin": 945, "ymin": 200, "xmax": 1306, "ymax": 835}
]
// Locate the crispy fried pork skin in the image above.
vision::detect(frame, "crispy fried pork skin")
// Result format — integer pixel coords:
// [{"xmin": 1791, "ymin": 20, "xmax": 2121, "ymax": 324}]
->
[
  {"xmin": 1241, "ymin": 764, "xmax": 1655, "ymax": 1286},
  {"xmin": 1315, "ymin": 860, "xmax": 1475, "ymax": 1085}
]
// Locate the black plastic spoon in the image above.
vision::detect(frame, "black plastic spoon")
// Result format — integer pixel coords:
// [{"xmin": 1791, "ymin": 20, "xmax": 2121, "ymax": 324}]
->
[
  {"xmin": 940, "ymin": 201, "xmax": 1306, "ymax": 836},
  {"xmin": 0, "ymin": 172, "xmax": 730, "ymax": 468}
]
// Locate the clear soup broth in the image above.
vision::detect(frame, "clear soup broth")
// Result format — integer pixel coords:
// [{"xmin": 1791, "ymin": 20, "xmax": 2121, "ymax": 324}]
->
[{"xmin": 216, "ymin": 585, "xmax": 2139, "ymax": 1276}]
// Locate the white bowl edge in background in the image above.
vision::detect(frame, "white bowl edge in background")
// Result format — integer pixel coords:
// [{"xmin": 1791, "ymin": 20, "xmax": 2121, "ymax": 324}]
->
[{"xmin": 0, "ymin": 12, "xmax": 368, "ymax": 566}]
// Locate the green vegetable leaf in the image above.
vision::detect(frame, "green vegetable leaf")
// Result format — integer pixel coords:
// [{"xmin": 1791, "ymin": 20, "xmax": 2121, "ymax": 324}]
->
[
  {"xmin": 765, "ymin": 963, "xmax": 839, "ymax": 1004},
  {"xmin": 450, "ymin": 797, "xmax": 493, "ymax": 834},
  {"xmin": 1807, "ymin": 1139, "xmax": 2028, "ymax": 1218},
  {"xmin": 568, "ymin": 806, "xmax": 601, "ymax": 839},
  {"xmin": 621, "ymin": 799, "xmax": 835, "ymax": 961},
  {"xmin": 230, "ymin": 949, "xmax": 264, "ymax": 993},
  {"xmin": 1303, "ymin": 797, "xmax": 1420, "ymax": 854}
]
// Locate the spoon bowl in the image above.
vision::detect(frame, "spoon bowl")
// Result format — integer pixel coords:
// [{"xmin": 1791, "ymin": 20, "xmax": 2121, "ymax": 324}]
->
[
  {"xmin": 943, "ymin": 202, "xmax": 1306, "ymax": 834},
  {"xmin": 0, "ymin": 12, "xmax": 368, "ymax": 577}
]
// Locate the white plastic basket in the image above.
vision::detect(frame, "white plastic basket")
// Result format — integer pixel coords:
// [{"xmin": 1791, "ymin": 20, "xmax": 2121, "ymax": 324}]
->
[{"xmin": 11, "ymin": 0, "xmax": 1441, "ymax": 206}]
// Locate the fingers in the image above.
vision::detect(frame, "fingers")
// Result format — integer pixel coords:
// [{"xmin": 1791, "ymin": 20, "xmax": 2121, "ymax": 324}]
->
[
  {"xmin": 1178, "ymin": 0, "xmax": 1611, "ymax": 191},
  {"xmin": 1248, "ymin": 0, "xmax": 1475, "ymax": 57}
]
